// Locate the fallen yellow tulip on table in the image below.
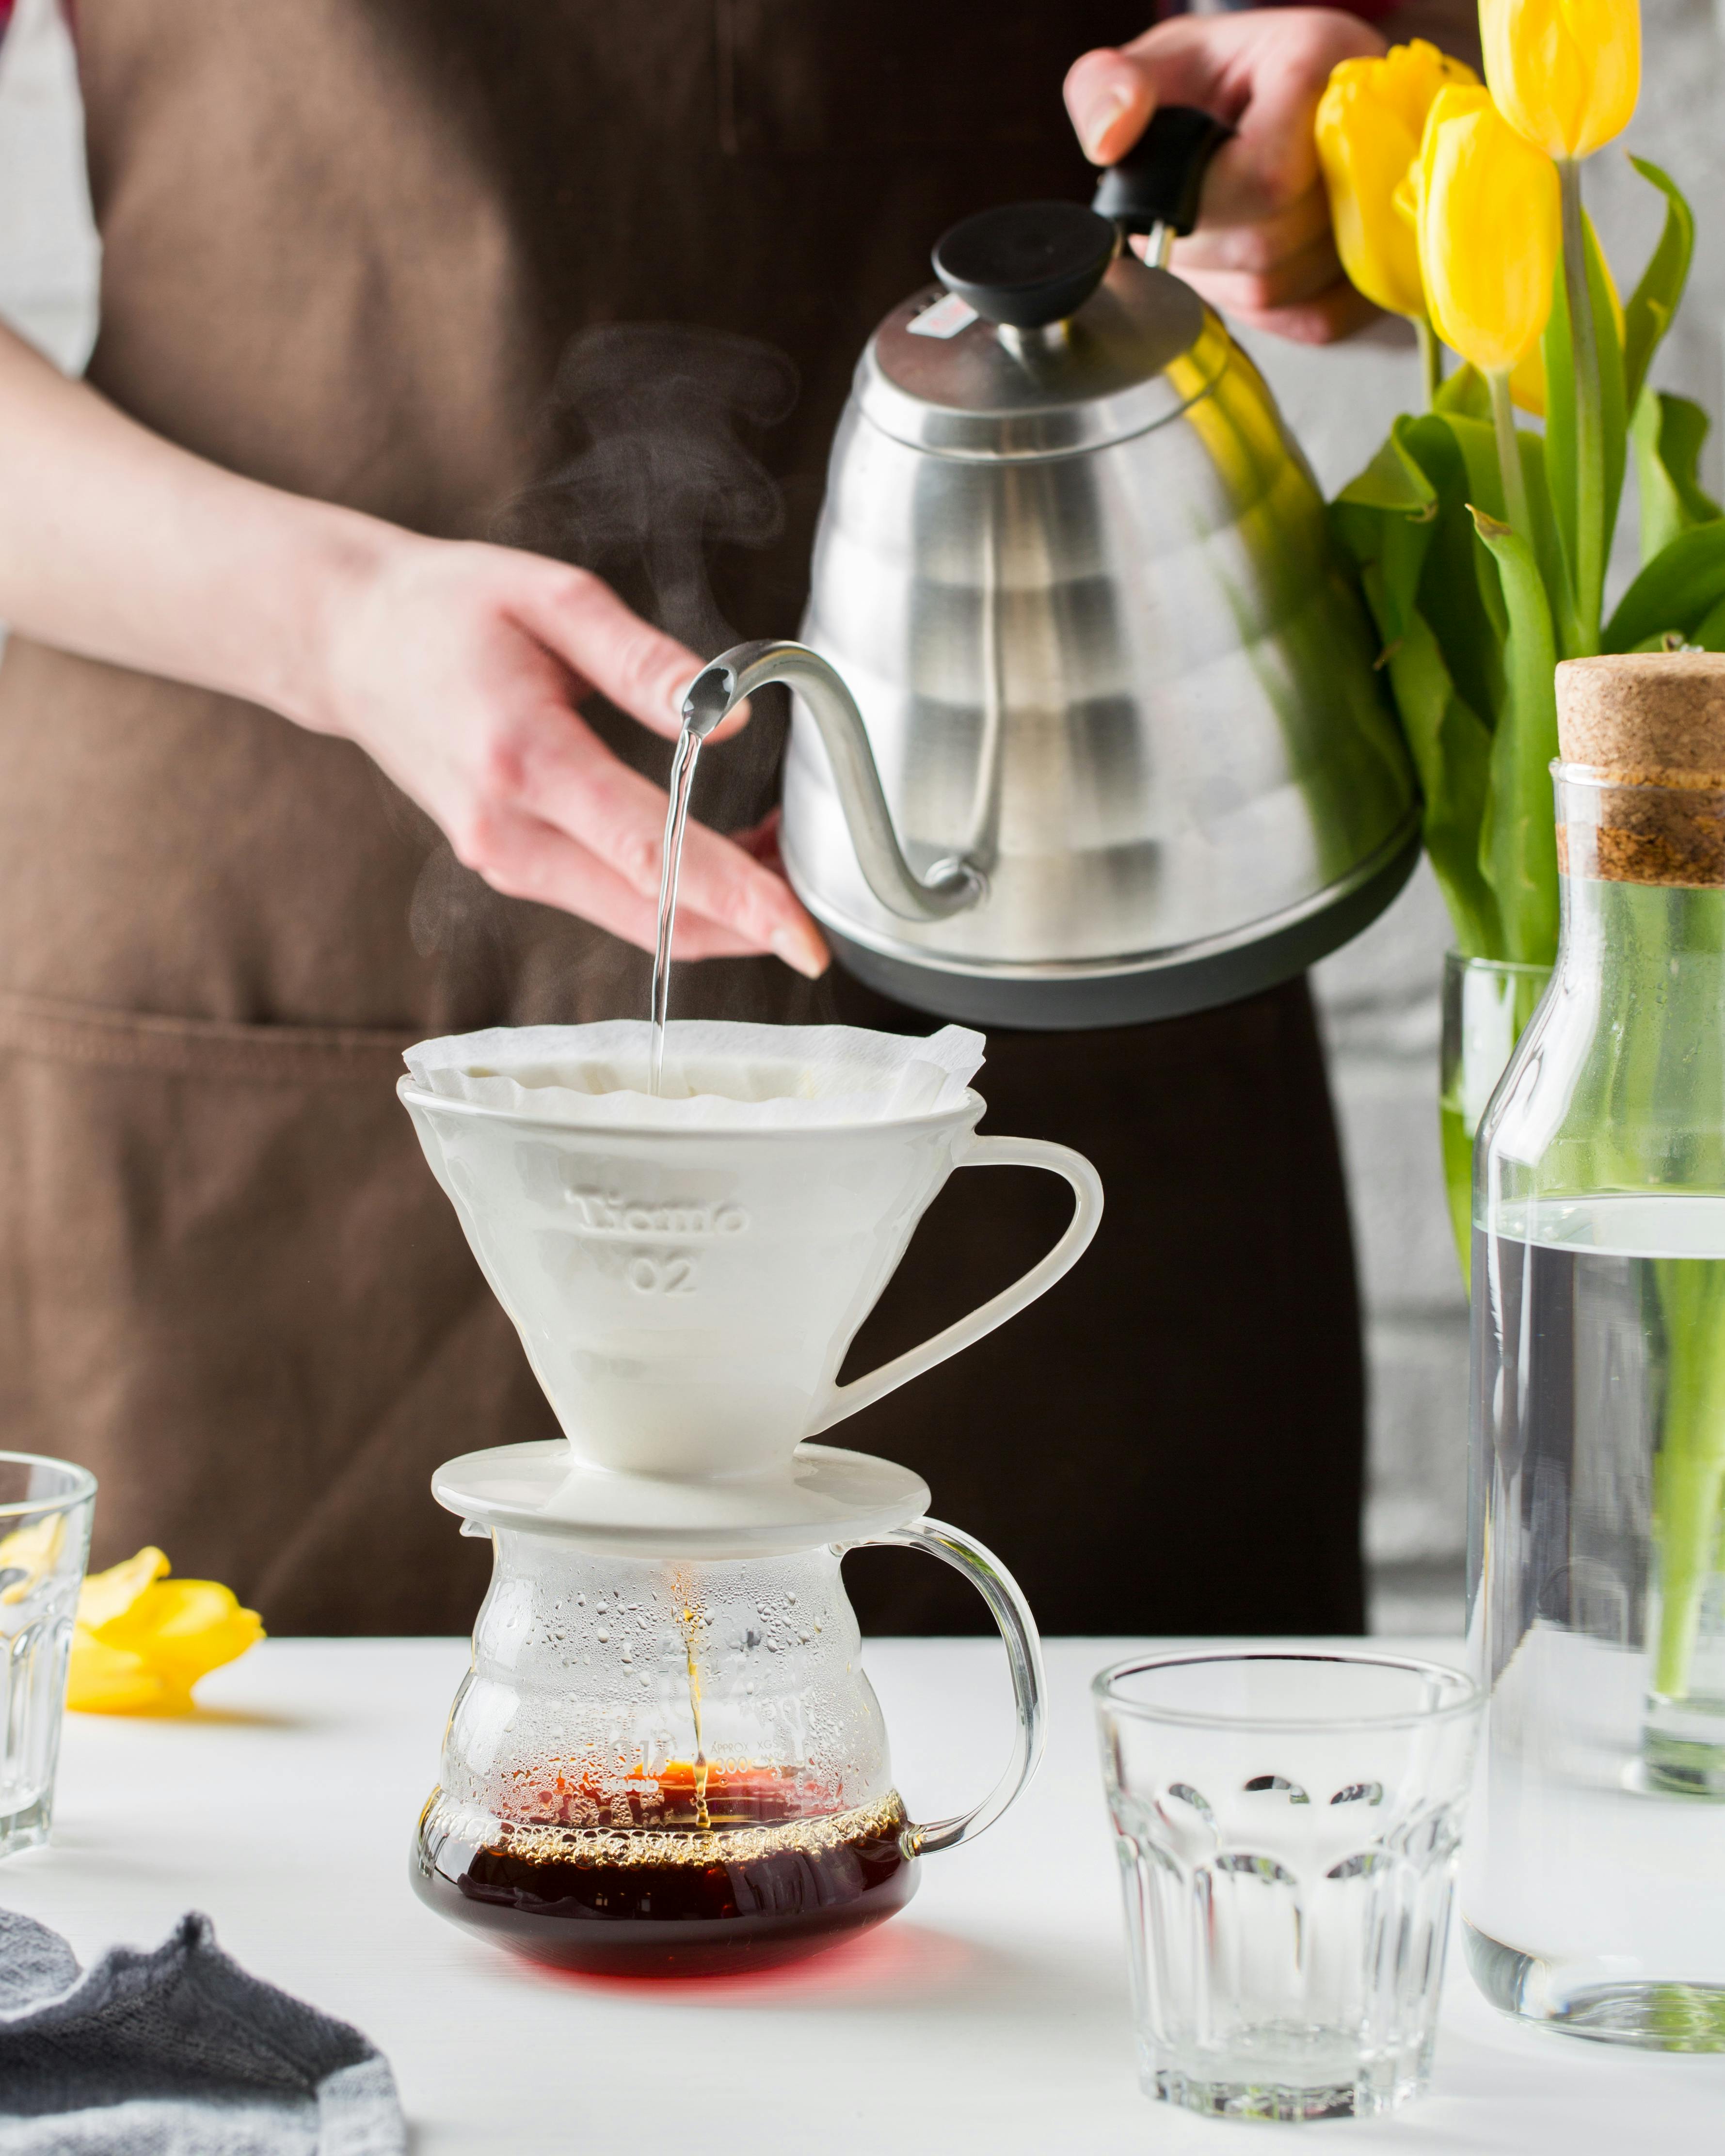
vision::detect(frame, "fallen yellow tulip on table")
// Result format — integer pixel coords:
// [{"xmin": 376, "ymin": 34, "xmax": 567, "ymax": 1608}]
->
[{"xmin": 68, "ymin": 1547, "xmax": 264, "ymax": 1714}]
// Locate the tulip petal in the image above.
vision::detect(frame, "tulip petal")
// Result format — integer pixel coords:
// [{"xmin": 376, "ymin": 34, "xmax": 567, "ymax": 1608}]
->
[
  {"xmin": 65, "ymin": 1627, "xmax": 191, "ymax": 1716},
  {"xmin": 78, "ymin": 1546, "xmax": 170, "ymax": 1632},
  {"xmin": 99, "ymin": 1579, "xmax": 265, "ymax": 1684},
  {"xmin": 1316, "ymin": 42, "xmax": 1478, "ymax": 322},
  {"xmin": 1419, "ymin": 88, "xmax": 1560, "ymax": 378},
  {"xmin": 1481, "ymin": 0, "xmax": 1640, "ymax": 161},
  {"xmin": 67, "ymin": 1548, "xmax": 263, "ymax": 1713}
]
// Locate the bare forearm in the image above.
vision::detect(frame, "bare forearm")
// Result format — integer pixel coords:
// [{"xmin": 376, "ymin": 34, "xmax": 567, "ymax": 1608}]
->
[{"xmin": 0, "ymin": 321, "xmax": 402, "ymax": 730}]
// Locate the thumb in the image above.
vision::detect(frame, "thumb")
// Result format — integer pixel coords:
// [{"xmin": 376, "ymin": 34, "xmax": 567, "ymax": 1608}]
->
[{"xmin": 1064, "ymin": 46, "xmax": 1154, "ymax": 166}]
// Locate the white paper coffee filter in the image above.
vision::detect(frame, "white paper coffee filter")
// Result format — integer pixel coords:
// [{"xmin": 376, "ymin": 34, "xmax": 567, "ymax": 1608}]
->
[{"xmin": 402, "ymin": 1019, "xmax": 986, "ymax": 1128}]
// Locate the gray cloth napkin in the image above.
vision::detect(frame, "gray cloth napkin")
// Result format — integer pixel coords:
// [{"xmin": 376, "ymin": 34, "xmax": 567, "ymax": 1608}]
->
[{"xmin": 0, "ymin": 1909, "xmax": 405, "ymax": 2156}]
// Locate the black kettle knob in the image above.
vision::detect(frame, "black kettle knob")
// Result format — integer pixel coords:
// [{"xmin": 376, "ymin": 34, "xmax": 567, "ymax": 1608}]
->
[
  {"xmin": 931, "ymin": 201, "xmax": 1118, "ymax": 330},
  {"xmin": 1090, "ymin": 105, "xmax": 1235, "ymax": 238}
]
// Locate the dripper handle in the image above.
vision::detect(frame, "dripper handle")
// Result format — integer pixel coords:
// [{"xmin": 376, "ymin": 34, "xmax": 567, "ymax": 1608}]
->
[
  {"xmin": 857, "ymin": 1517, "xmax": 1045, "ymax": 1857},
  {"xmin": 685, "ymin": 640, "xmax": 985, "ymax": 922},
  {"xmin": 810, "ymin": 1134, "xmax": 1103, "ymax": 1434}
]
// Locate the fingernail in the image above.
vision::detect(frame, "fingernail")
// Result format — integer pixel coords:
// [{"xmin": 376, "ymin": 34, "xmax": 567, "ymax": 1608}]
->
[
  {"xmin": 1078, "ymin": 81, "xmax": 1134, "ymax": 163},
  {"xmin": 772, "ymin": 925, "xmax": 828, "ymax": 980}
]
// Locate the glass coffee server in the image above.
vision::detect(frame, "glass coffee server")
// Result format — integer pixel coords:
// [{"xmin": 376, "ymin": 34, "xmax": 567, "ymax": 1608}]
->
[{"xmin": 1468, "ymin": 655, "xmax": 1725, "ymax": 2049}]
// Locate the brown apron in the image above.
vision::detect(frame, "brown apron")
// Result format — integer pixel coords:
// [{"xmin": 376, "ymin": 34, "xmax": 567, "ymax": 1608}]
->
[{"xmin": 0, "ymin": 0, "xmax": 1365, "ymax": 1634}]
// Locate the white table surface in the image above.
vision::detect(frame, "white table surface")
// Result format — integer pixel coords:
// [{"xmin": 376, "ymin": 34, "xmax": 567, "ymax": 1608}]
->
[{"xmin": 4, "ymin": 1635, "xmax": 1721, "ymax": 2152}]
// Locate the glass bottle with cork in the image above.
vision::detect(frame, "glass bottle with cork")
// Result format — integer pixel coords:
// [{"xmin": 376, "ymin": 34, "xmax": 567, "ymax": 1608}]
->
[{"xmin": 1468, "ymin": 652, "xmax": 1725, "ymax": 2050}]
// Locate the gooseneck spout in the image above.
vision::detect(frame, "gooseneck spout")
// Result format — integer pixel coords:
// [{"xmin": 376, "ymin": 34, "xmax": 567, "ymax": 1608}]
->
[{"xmin": 684, "ymin": 640, "xmax": 986, "ymax": 922}]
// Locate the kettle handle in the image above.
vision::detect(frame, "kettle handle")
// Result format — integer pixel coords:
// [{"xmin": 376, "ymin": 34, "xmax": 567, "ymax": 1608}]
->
[
  {"xmin": 1091, "ymin": 105, "xmax": 1235, "ymax": 262},
  {"xmin": 850, "ymin": 1516, "xmax": 1045, "ymax": 1858},
  {"xmin": 684, "ymin": 640, "xmax": 985, "ymax": 922}
]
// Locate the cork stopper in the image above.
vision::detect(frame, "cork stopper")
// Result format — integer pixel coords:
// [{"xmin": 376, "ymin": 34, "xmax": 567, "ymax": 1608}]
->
[
  {"xmin": 1554, "ymin": 655, "xmax": 1725, "ymax": 888},
  {"xmin": 1556, "ymin": 652, "xmax": 1725, "ymax": 783}
]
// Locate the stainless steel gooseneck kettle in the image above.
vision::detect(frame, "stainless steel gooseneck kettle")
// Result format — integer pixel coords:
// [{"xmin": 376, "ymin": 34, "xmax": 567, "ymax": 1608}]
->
[{"xmin": 685, "ymin": 111, "xmax": 1418, "ymax": 1028}]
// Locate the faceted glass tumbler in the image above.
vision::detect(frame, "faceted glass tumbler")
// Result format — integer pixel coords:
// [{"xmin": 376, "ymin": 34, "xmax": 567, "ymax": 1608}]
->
[
  {"xmin": 0, "ymin": 1454, "xmax": 96, "ymax": 1857},
  {"xmin": 1095, "ymin": 1651, "xmax": 1482, "ymax": 2122}
]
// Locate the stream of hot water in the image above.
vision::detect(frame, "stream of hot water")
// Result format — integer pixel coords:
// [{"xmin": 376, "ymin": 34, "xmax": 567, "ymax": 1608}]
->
[
  {"xmin": 652, "ymin": 703, "xmax": 718, "ymax": 1797},
  {"xmin": 647, "ymin": 713, "xmax": 703, "ymax": 1098}
]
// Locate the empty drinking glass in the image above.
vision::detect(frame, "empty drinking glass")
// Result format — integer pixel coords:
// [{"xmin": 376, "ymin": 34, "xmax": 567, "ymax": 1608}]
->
[
  {"xmin": 1095, "ymin": 1650, "xmax": 1482, "ymax": 2122},
  {"xmin": 0, "ymin": 1454, "xmax": 96, "ymax": 1857}
]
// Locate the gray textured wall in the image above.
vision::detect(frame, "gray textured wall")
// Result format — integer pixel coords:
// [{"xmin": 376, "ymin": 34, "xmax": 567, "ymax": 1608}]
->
[{"xmin": 1, "ymin": 0, "xmax": 1719, "ymax": 1632}]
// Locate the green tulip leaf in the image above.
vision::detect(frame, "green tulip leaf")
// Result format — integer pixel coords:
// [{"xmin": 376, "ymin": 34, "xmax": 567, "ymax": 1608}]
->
[
  {"xmin": 1329, "ymin": 486, "xmax": 1436, "ymax": 659},
  {"xmin": 1543, "ymin": 205, "xmax": 1628, "ymax": 653},
  {"xmin": 1587, "ymin": 213, "xmax": 1630, "ymax": 616},
  {"xmin": 1434, "ymin": 364, "xmax": 1492, "ymax": 423},
  {"xmin": 1443, "ymin": 412, "xmax": 1575, "ymax": 658},
  {"xmin": 1695, "ymin": 593, "xmax": 1725, "ymax": 650},
  {"xmin": 1518, "ymin": 431, "xmax": 1574, "ymax": 660},
  {"xmin": 1397, "ymin": 416, "xmax": 1508, "ymax": 723},
  {"xmin": 1469, "ymin": 510, "xmax": 1561, "ymax": 966},
  {"xmin": 1651, "ymin": 1258, "xmax": 1725, "ymax": 1699},
  {"xmin": 1539, "ymin": 270, "xmax": 1581, "ymax": 650},
  {"xmin": 1335, "ymin": 462, "xmax": 1501, "ymax": 954},
  {"xmin": 1631, "ymin": 388, "xmax": 1722, "ymax": 564},
  {"xmin": 1605, "ymin": 522, "xmax": 1725, "ymax": 652},
  {"xmin": 1335, "ymin": 428, "xmax": 1438, "ymax": 517},
  {"xmin": 1361, "ymin": 571, "xmax": 1502, "ymax": 959},
  {"xmin": 1624, "ymin": 156, "xmax": 1697, "ymax": 414}
]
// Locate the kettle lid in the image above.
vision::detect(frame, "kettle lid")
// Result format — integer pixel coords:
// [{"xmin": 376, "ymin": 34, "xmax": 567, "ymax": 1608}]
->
[
  {"xmin": 861, "ymin": 251, "xmax": 1222, "ymax": 460},
  {"xmin": 860, "ymin": 107, "xmax": 1237, "ymax": 461}
]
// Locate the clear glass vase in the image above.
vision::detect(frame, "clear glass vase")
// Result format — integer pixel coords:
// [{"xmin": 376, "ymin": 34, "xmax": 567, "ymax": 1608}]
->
[
  {"xmin": 1438, "ymin": 953, "xmax": 1550, "ymax": 1288},
  {"xmin": 1466, "ymin": 764, "xmax": 1725, "ymax": 2048}
]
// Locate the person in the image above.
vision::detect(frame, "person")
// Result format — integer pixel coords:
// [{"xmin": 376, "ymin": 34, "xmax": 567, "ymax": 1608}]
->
[{"xmin": 0, "ymin": 2, "xmax": 1468, "ymax": 1635}]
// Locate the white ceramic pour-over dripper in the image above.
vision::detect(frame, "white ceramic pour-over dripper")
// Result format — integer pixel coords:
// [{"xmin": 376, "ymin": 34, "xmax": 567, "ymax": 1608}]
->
[{"xmin": 399, "ymin": 1041, "xmax": 1102, "ymax": 1556}]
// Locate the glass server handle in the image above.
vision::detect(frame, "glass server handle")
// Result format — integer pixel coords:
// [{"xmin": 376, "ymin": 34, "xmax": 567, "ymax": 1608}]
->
[{"xmin": 862, "ymin": 1516, "xmax": 1045, "ymax": 1857}]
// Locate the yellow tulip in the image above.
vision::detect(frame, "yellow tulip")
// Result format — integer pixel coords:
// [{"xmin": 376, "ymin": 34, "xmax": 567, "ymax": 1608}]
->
[
  {"xmin": 1481, "ymin": 0, "xmax": 1640, "ymax": 162},
  {"xmin": 1417, "ymin": 85, "xmax": 1560, "ymax": 377},
  {"xmin": 67, "ymin": 1546, "xmax": 264, "ymax": 1714},
  {"xmin": 1316, "ymin": 40, "xmax": 1479, "ymax": 318}
]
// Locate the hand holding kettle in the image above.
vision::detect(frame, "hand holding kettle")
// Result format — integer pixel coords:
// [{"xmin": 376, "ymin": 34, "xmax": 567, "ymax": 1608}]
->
[{"xmin": 1066, "ymin": 9, "xmax": 1428, "ymax": 344}]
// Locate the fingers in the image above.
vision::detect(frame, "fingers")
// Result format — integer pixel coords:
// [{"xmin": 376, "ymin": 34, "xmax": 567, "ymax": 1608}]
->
[
  {"xmin": 489, "ymin": 703, "xmax": 830, "ymax": 977},
  {"xmin": 506, "ymin": 564, "xmax": 746, "ymax": 745},
  {"xmin": 462, "ymin": 806, "xmax": 777, "ymax": 961},
  {"xmin": 731, "ymin": 807, "xmax": 786, "ymax": 874},
  {"xmin": 1143, "ymin": 182, "xmax": 1331, "ymax": 279},
  {"xmin": 1160, "ymin": 211, "xmax": 1346, "ymax": 315},
  {"xmin": 1182, "ymin": 273, "xmax": 1382, "ymax": 348},
  {"xmin": 1194, "ymin": 21, "xmax": 1354, "ymax": 211}
]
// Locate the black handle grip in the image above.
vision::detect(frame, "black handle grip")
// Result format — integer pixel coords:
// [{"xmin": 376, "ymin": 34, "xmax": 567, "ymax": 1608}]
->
[
  {"xmin": 931, "ymin": 201, "xmax": 1118, "ymax": 331},
  {"xmin": 1089, "ymin": 105, "xmax": 1235, "ymax": 239}
]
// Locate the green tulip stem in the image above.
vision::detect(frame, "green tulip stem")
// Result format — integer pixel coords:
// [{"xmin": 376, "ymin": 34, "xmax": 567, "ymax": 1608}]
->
[
  {"xmin": 1652, "ymin": 1258, "xmax": 1725, "ymax": 1700},
  {"xmin": 1560, "ymin": 159, "xmax": 1605, "ymax": 653},
  {"xmin": 1416, "ymin": 317, "xmax": 1444, "ymax": 412},
  {"xmin": 1488, "ymin": 369, "xmax": 1532, "ymax": 541}
]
